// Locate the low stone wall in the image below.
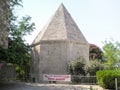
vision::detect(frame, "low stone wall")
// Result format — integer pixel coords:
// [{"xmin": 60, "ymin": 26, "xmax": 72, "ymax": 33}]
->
[{"xmin": 0, "ymin": 63, "xmax": 16, "ymax": 82}]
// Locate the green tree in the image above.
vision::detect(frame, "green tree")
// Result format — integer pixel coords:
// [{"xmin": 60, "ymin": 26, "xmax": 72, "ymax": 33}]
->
[
  {"xmin": 0, "ymin": 0, "xmax": 35, "ymax": 80},
  {"xmin": 102, "ymin": 40, "xmax": 120, "ymax": 69},
  {"xmin": 89, "ymin": 44, "xmax": 103, "ymax": 61},
  {"xmin": 9, "ymin": 0, "xmax": 35, "ymax": 80}
]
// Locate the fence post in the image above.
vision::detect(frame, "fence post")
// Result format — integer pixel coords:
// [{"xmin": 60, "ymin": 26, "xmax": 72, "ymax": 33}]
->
[{"xmin": 115, "ymin": 78, "xmax": 118, "ymax": 90}]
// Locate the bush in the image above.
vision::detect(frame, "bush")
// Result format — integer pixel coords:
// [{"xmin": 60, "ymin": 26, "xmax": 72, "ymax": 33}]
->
[
  {"xmin": 84, "ymin": 60, "xmax": 105, "ymax": 76},
  {"xmin": 69, "ymin": 58, "xmax": 85, "ymax": 75},
  {"xmin": 96, "ymin": 70, "xmax": 120, "ymax": 89}
]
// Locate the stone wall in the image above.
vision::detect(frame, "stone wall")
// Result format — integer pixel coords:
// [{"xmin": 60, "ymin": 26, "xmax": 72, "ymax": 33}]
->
[
  {"xmin": 67, "ymin": 41, "xmax": 89, "ymax": 64},
  {"xmin": 0, "ymin": 0, "xmax": 9, "ymax": 48},
  {"xmin": 0, "ymin": 63, "xmax": 16, "ymax": 82},
  {"xmin": 31, "ymin": 40, "xmax": 89, "ymax": 83}
]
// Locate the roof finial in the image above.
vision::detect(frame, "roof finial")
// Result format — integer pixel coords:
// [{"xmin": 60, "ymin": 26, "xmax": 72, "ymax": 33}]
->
[
  {"xmin": 59, "ymin": 3, "xmax": 65, "ymax": 9},
  {"xmin": 60, "ymin": 3, "xmax": 64, "ymax": 7}
]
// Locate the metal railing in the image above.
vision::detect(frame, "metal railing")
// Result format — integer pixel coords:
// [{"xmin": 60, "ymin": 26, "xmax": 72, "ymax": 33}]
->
[{"xmin": 71, "ymin": 75, "xmax": 97, "ymax": 84}]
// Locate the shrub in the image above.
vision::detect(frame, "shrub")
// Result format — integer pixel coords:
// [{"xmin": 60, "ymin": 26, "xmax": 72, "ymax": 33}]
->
[
  {"xmin": 96, "ymin": 70, "xmax": 120, "ymax": 89},
  {"xmin": 69, "ymin": 58, "xmax": 85, "ymax": 75},
  {"xmin": 84, "ymin": 60, "xmax": 105, "ymax": 76}
]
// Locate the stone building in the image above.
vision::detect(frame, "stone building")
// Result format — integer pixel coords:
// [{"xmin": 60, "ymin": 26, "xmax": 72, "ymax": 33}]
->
[
  {"xmin": 31, "ymin": 4, "xmax": 89, "ymax": 83},
  {"xmin": 0, "ymin": 0, "xmax": 9, "ymax": 48}
]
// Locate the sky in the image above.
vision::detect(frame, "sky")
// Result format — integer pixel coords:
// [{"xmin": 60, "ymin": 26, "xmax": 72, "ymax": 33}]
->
[{"xmin": 18, "ymin": 0, "xmax": 120, "ymax": 48}]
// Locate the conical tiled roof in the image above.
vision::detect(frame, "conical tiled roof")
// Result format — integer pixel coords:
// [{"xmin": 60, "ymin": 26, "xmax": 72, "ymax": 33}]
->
[{"xmin": 32, "ymin": 3, "xmax": 88, "ymax": 45}]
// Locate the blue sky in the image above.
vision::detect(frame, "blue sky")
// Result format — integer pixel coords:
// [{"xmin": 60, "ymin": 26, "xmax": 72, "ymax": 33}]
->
[{"xmin": 18, "ymin": 0, "xmax": 120, "ymax": 48}]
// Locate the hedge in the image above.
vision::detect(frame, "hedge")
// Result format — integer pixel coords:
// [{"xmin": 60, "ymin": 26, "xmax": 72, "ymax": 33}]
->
[{"xmin": 96, "ymin": 70, "xmax": 120, "ymax": 89}]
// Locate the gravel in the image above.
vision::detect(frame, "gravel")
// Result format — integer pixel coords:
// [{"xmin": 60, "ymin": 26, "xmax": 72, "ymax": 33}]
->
[{"xmin": 0, "ymin": 83, "xmax": 90, "ymax": 90}]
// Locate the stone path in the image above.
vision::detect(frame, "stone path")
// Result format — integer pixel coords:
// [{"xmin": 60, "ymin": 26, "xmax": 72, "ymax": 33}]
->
[{"xmin": 0, "ymin": 83, "xmax": 103, "ymax": 90}]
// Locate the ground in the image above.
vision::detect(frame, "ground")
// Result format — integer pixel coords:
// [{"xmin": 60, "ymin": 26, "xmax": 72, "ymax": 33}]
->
[{"xmin": 0, "ymin": 82, "xmax": 103, "ymax": 90}]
